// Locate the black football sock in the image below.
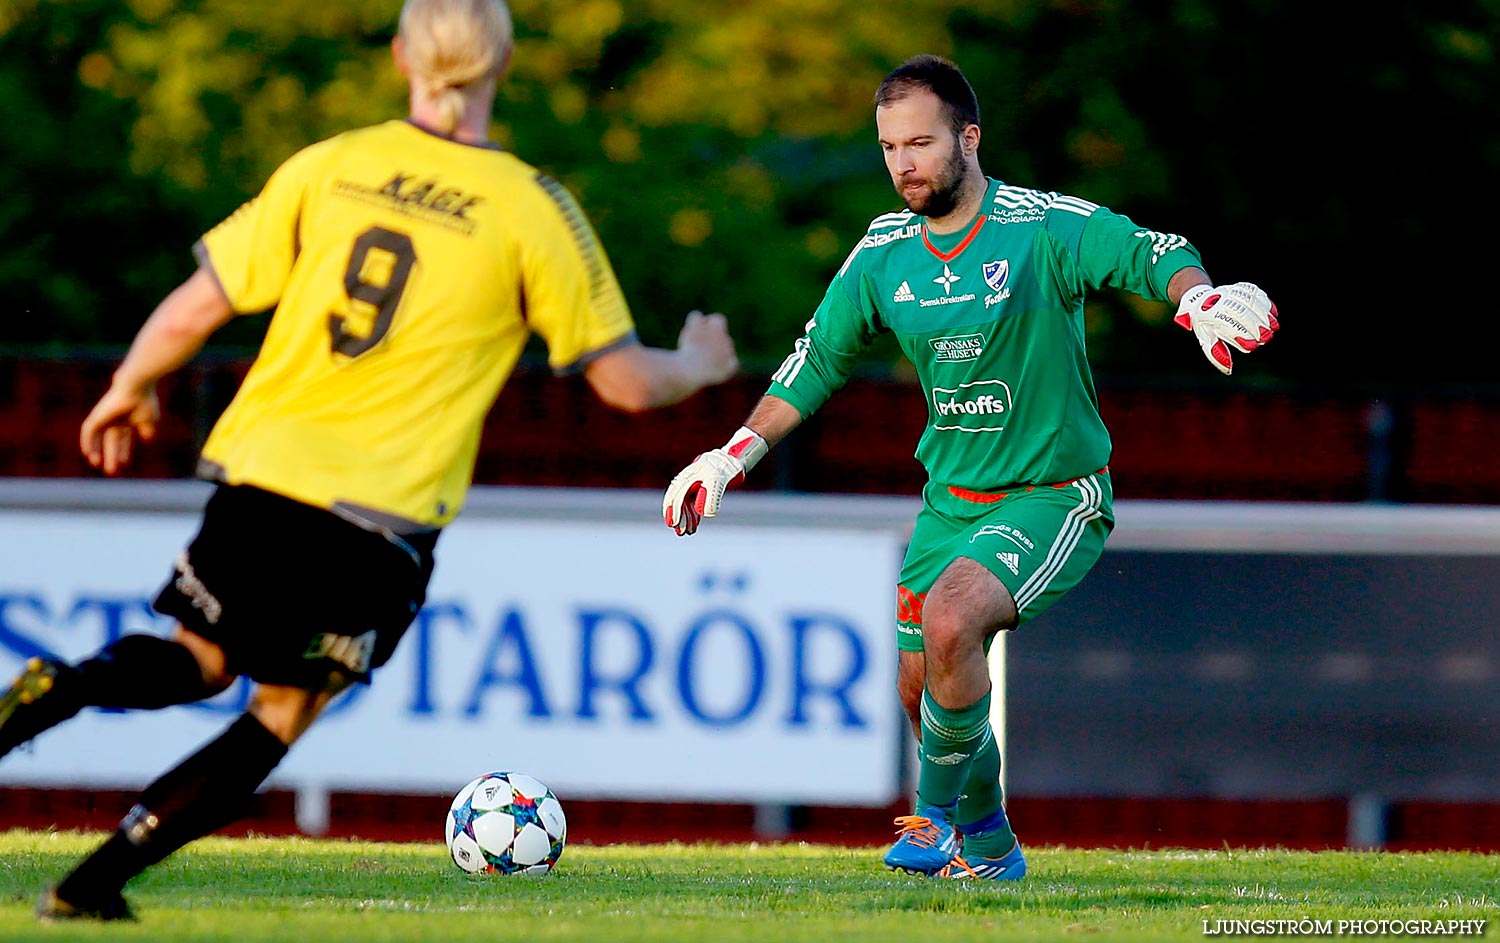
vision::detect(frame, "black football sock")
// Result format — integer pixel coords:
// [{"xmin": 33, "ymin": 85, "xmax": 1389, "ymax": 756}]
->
[
  {"xmin": 55, "ymin": 713, "xmax": 288, "ymax": 904},
  {"xmin": 0, "ymin": 635, "xmax": 218, "ymax": 759},
  {"xmin": 76, "ymin": 634, "xmax": 218, "ymax": 710},
  {"xmin": 0, "ymin": 658, "xmax": 85, "ymax": 757}
]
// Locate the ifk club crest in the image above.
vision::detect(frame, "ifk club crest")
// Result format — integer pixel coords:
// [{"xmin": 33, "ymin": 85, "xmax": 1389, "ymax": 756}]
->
[
  {"xmin": 983, "ymin": 259, "xmax": 1012, "ymax": 308},
  {"xmin": 983, "ymin": 260, "xmax": 1009, "ymax": 293}
]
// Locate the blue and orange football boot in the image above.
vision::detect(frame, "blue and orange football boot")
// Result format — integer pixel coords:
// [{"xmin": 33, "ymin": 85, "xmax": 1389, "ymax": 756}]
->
[
  {"xmin": 882, "ymin": 807, "xmax": 961, "ymax": 875},
  {"xmin": 935, "ymin": 841, "xmax": 1028, "ymax": 881}
]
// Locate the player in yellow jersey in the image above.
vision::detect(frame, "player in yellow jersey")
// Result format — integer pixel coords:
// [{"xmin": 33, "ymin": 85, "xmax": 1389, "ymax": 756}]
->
[{"xmin": 0, "ymin": 0, "xmax": 737, "ymax": 922}]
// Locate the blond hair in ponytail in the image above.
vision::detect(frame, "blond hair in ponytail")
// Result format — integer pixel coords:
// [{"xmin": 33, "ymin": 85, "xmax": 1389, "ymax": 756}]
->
[{"xmin": 398, "ymin": 0, "xmax": 513, "ymax": 135}]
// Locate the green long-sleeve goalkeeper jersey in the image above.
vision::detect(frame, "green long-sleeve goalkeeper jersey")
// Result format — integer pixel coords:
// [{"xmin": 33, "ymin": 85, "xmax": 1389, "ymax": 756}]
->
[{"xmin": 768, "ymin": 178, "xmax": 1203, "ymax": 493}]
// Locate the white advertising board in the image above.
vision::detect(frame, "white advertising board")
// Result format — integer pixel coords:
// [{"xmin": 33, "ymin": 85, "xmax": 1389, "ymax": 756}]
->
[{"xmin": 0, "ymin": 490, "xmax": 908, "ymax": 807}]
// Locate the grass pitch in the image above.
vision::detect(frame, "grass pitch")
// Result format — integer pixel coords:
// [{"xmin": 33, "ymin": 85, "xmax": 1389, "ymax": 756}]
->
[{"xmin": 0, "ymin": 831, "xmax": 1494, "ymax": 941}]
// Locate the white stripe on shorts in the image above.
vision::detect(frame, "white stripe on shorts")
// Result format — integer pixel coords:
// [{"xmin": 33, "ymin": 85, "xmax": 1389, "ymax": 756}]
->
[{"xmin": 1012, "ymin": 476, "xmax": 1103, "ymax": 612}]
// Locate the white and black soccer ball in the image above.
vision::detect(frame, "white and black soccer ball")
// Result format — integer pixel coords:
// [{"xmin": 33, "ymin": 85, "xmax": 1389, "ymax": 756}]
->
[{"xmin": 445, "ymin": 771, "xmax": 567, "ymax": 875}]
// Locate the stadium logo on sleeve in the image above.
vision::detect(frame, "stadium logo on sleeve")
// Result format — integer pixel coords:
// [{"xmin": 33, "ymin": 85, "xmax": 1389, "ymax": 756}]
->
[{"xmin": 863, "ymin": 223, "xmax": 923, "ymax": 249}]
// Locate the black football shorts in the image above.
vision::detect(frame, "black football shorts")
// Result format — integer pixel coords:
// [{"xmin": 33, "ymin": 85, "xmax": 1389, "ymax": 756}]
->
[{"xmin": 152, "ymin": 484, "xmax": 437, "ymax": 687}]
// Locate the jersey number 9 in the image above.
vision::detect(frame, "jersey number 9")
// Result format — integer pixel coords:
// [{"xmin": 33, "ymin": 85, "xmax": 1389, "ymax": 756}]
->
[{"xmin": 328, "ymin": 226, "xmax": 417, "ymax": 358}]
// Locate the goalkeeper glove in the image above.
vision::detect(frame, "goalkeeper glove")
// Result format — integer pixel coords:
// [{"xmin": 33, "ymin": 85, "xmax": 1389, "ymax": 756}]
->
[
  {"xmin": 662, "ymin": 426, "xmax": 768, "ymax": 536},
  {"xmin": 1174, "ymin": 282, "xmax": 1279, "ymax": 375}
]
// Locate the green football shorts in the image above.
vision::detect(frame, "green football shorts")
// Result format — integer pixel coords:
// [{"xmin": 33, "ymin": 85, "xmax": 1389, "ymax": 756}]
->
[{"xmin": 896, "ymin": 470, "xmax": 1114, "ymax": 652}]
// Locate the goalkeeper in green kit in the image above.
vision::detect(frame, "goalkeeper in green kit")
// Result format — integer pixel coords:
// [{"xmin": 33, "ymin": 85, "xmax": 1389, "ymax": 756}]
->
[{"xmin": 662, "ymin": 55, "xmax": 1278, "ymax": 880}]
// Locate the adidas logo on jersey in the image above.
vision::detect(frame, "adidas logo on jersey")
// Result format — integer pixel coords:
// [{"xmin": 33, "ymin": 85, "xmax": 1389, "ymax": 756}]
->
[
  {"xmin": 996, "ymin": 552, "xmax": 1021, "ymax": 576},
  {"xmin": 893, "ymin": 281, "xmax": 916, "ymax": 303}
]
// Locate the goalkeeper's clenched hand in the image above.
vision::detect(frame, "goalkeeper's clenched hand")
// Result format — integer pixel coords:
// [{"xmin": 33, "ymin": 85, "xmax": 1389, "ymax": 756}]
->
[
  {"xmin": 1174, "ymin": 282, "xmax": 1279, "ymax": 375},
  {"xmin": 662, "ymin": 427, "xmax": 768, "ymax": 536}
]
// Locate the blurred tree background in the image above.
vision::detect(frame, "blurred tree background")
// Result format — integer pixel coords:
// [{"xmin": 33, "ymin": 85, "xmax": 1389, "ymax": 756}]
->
[{"xmin": 1, "ymin": 0, "xmax": 1497, "ymax": 386}]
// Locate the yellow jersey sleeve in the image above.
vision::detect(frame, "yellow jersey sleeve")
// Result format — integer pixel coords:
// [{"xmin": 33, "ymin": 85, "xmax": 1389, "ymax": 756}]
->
[
  {"xmin": 195, "ymin": 142, "xmax": 329, "ymax": 314},
  {"xmin": 524, "ymin": 174, "xmax": 637, "ymax": 373}
]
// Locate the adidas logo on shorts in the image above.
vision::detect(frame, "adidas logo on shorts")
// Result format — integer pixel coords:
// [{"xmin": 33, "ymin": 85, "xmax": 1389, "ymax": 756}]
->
[
  {"xmin": 925, "ymin": 752, "xmax": 970, "ymax": 766},
  {"xmin": 996, "ymin": 552, "xmax": 1020, "ymax": 575}
]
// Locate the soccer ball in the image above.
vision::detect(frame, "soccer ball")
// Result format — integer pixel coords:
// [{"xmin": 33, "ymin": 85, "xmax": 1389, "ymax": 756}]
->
[{"xmin": 445, "ymin": 771, "xmax": 567, "ymax": 875}]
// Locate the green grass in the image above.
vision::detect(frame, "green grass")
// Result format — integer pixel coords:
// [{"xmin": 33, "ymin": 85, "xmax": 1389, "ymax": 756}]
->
[{"xmin": 0, "ymin": 831, "xmax": 1494, "ymax": 941}]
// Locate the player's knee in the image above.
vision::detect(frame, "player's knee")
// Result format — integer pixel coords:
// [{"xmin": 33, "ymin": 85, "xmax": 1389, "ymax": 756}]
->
[
  {"xmin": 920, "ymin": 601, "xmax": 978, "ymax": 660},
  {"xmin": 920, "ymin": 618, "xmax": 963, "ymax": 667},
  {"xmin": 249, "ymin": 671, "xmax": 353, "ymax": 744},
  {"xmin": 172, "ymin": 625, "xmax": 235, "ymax": 691},
  {"xmin": 247, "ymin": 695, "xmax": 301, "ymax": 745},
  {"xmin": 928, "ymin": 557, "xmax": 1019, "ymax": 633}
]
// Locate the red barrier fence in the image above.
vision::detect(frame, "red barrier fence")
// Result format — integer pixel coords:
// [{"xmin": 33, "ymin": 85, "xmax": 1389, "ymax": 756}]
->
[
  {"xmin": 3, "ymin": 787, "xmax": 1495, "ymax": 852},
  {"xmin": 3, "ymin": 357, "xmax": 1497, "ymax": 503}
]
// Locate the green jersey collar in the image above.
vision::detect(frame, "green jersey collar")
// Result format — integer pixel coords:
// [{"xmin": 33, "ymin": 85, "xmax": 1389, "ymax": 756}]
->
[{"xmin": 919, "ymin": 178, "xmax": 998, "ymax": 262}]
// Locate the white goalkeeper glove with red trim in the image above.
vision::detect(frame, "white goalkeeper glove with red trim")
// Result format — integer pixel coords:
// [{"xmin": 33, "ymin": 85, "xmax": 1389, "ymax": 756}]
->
[
  {"xmin": 662, "ymin": 426, "xmax": 769, "ymax": 536},
  {"xmin": 1174, "ymin": 282, "xmax": 1280, "ymax": 375}
]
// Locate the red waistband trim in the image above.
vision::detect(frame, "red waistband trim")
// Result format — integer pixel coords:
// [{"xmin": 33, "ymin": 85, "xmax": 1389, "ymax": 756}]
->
[
  {"xmin": 947, "ymin": 466, "xmax": 1108, "ymax": 504},
  {"xmin": 947, "ymin": 485, "xmax": 1008, "ymax": 504}
]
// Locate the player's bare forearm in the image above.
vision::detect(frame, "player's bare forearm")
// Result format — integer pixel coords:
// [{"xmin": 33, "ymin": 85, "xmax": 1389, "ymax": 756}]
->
[
  {"xmin": 585, "ymin": 344, "xmax": 688, "ymax": 412},
  {"xmin": 112, "ymin": 267, "xmax": 235, "ymax": 394},
  {"xmin": 585, "ymin": 311, "xmax": 738, "ymax": 413},
  {"xmin": 81, "ymin": 269, "xmax": 229, "ymax": 473},
  {"xmin": 743, "ymin": 394, "xmax": 804, "ymax": 450},
  {"xmin": 586, "ymin": 344, "xmax": 731, "ymax": 412},
  {"xmin": 1167, "ymin": 266, "xmax": 1211, "ymax": 306}
]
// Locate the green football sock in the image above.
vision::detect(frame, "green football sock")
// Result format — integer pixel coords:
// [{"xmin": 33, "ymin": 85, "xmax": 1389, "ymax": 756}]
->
[
  {"xmin": 957, "ymin": 727, "xmax": 1004, "ymax": 818},
  {"xmin": 956, "ymin": 727, "xmax": 1016, "ymax": 857},
  {"xmin": 916, "ymin": 688, "xmax": 992, "ymax": 812}
]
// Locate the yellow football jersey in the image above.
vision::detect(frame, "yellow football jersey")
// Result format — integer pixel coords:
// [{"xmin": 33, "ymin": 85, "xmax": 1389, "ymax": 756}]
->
[{"xmin": 195, "ymin": 119, "xmax": 636, "ymax": 530}]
